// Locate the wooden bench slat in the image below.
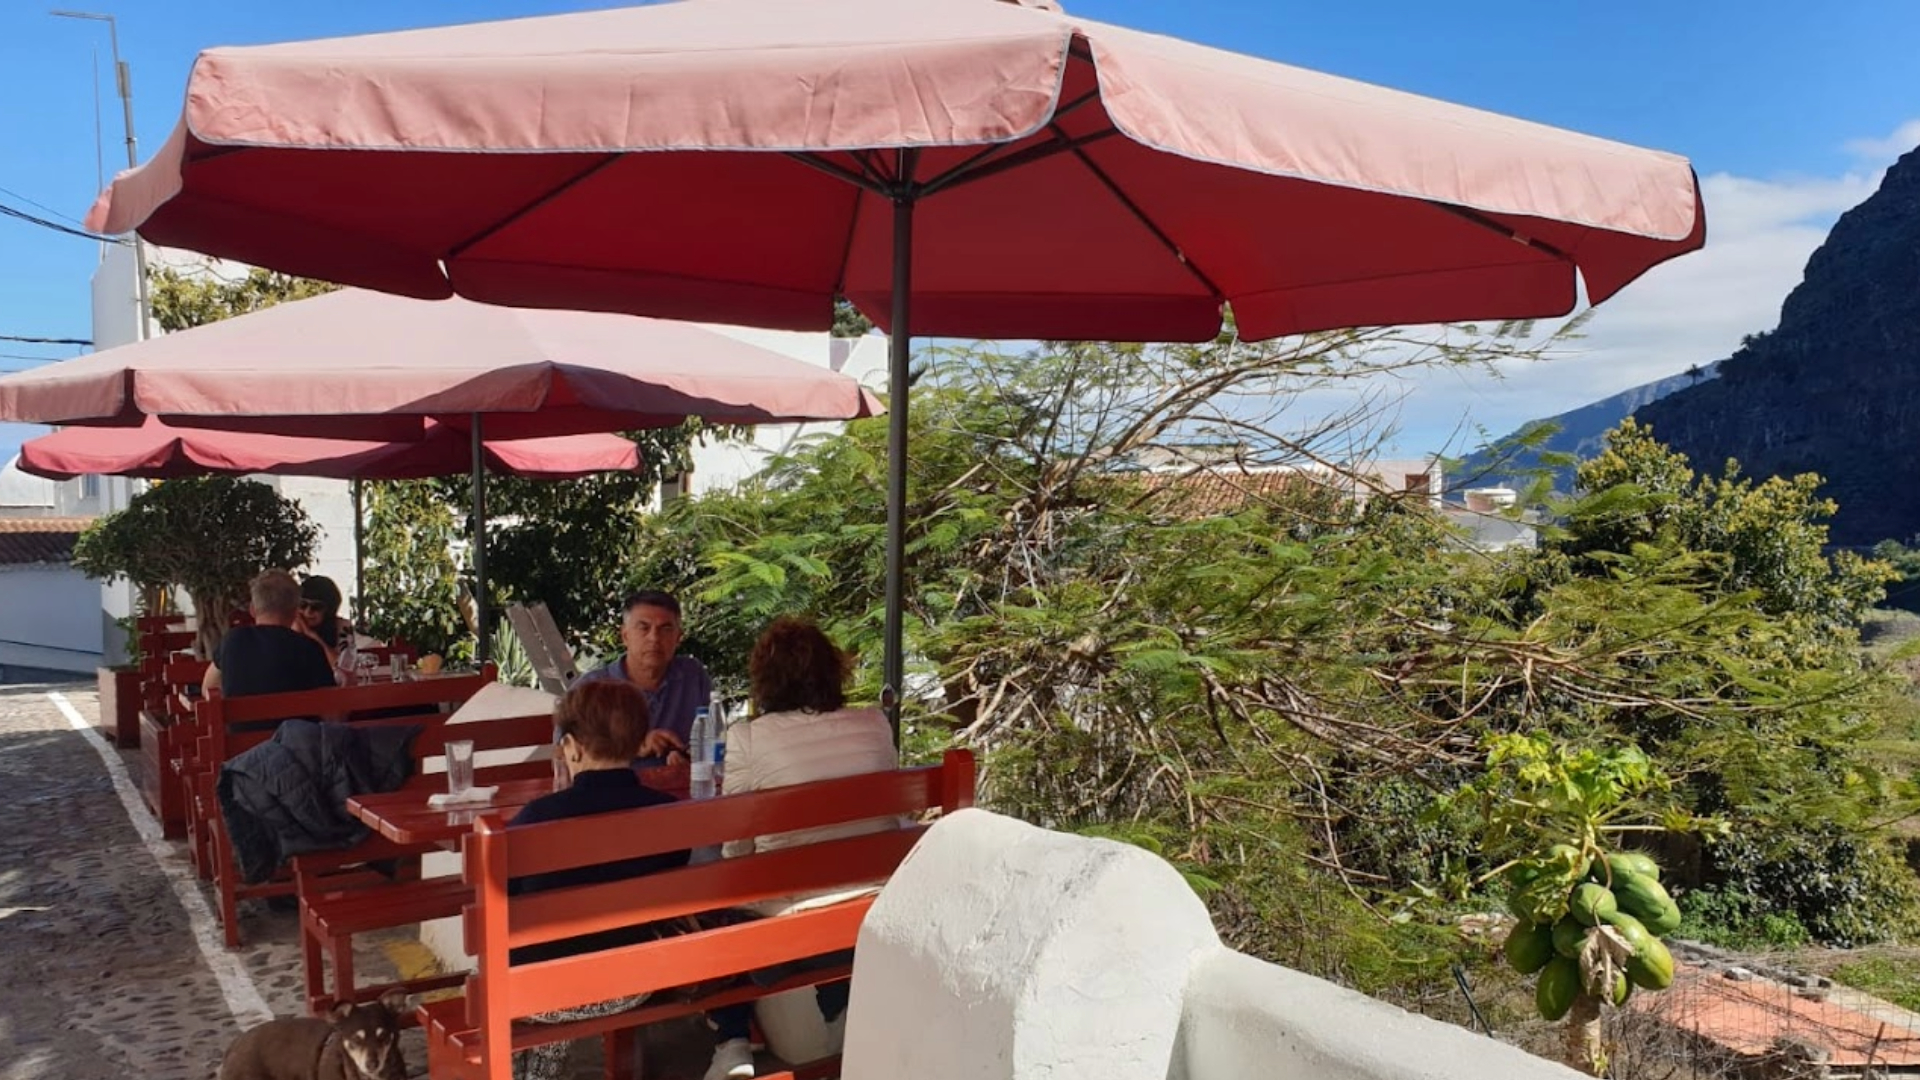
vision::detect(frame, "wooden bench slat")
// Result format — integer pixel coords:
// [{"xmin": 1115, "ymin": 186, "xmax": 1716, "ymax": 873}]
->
[
  {"xmin": 503, "ymin": 766, "xmax": 941, "ymax": 876},
  {"xmin": 509, "ymin": 825, "xmax": 923, "ymax": 947},
  {"xmin": 207, "ymin": 671, "xmax": 493, "ymax": 724},
  {"xmin": 504, "ymin": 895, "xmax": 872, "ymax": 1017},
  {"xmin": 309, "ymin": 879, "xmax": 472, "ymax": 934}
]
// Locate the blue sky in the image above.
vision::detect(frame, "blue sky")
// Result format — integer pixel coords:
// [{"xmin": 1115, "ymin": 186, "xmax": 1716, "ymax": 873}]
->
[{"xmin": 2, "ymin": 0, "xmax": 1919, "ymax": 461}]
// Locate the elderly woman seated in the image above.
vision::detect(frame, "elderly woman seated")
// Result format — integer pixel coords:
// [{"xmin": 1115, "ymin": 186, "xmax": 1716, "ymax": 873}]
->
[{"xmin": 703, "ymin": 616, "xmax": 899, "ymax": 1080}]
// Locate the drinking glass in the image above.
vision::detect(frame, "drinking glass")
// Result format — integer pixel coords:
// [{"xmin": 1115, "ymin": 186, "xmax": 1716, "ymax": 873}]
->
[{"xmin": 445, "ymin": 739, "xmax": 476, "ymax": 797}]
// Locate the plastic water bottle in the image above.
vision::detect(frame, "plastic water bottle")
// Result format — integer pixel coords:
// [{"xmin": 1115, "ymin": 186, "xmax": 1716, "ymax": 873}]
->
[
  {"xmin": 688, "ymin": 705, "xmax": 714, "ymax": 799},
  {"xmin": 711, "ymin": 705, "xmax": 728, "ymax": 795}
]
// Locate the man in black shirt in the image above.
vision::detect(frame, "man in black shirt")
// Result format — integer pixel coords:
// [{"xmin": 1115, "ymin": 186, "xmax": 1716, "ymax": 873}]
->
[{"xmin": 203, "ymin": 569, "xmax": 338, "ymax": 699}]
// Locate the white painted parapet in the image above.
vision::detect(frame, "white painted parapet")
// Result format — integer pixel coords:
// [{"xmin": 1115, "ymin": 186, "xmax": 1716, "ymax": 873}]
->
[
  {"xmin": 1169, "ymin": 948, "xmax": 1586, "ymax": 1080},
  {"xmin": 843, "ymin": 808, "xmax": 1584, "ymax": 1080},
  {"xmin": 842, "ymin": 807, "xmax": 1220, "ymax": 1080}
]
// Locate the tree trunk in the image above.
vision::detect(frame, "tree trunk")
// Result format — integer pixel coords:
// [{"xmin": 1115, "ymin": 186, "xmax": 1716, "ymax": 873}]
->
[
  {"xmin": 1563, "ymin": 995, "xmax": 1604, "ymax": 1075},
  {"xmin": 190, "ymin": 587, "xmax": 241, "ymax": 661}
]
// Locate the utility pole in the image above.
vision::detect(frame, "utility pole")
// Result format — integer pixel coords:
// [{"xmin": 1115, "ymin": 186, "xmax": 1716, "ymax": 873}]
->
[{"xmin": 52, "ymin": 9, "xmax": 151, "ymax": 342}]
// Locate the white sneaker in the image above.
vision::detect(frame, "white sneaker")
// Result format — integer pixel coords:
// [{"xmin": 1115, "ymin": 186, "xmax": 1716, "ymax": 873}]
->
[{"xmin": 704, "ymin": 1037, "xmax": 755, "ymax": 1080}]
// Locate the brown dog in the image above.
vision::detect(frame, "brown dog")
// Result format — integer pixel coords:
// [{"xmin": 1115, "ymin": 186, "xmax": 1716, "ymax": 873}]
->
[{"xmin": 217, "ymin": 991, "xmax": 409, "ymax": 1080}]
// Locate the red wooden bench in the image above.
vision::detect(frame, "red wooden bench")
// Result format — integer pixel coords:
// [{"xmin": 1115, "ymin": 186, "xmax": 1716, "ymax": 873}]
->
[
  {"xmin": 421, "ymin": 748, "xmax": 977, "ymax": 1080},
  {"xmin": 192, "ymin": 670, "xmax": 497, "ymax": 946},
  {"xmin": 296, "ymin": 707, "xmax": 558, "ymax": 1015}
]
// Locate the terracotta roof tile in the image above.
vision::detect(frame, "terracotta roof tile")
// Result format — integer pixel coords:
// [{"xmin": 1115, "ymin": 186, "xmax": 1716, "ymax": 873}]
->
[
  {"xmin": 1130, "ymin": 470, "xmax": 1321, "ymax": 518},
  {"xmin": 0, "ymin": 516, "xmax": 93, "ymax": 566}
]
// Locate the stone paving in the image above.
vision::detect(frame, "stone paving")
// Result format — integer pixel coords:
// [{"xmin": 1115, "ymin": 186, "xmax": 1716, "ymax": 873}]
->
[{"xmin": 0, "ymin": 682, "xmax": 719, "ymax": 1080}]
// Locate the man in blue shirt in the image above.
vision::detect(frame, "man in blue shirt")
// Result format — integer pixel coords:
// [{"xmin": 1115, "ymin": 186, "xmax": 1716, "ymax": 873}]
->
[{"xmin": 575, "ymin": 589, "xmax": 711, "ymax": 764}]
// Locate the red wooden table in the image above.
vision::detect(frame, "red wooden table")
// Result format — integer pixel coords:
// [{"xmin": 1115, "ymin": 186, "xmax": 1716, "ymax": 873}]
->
[{"xmin": 347, "ymin": 764, "xmax": 693, "ymax": 847}]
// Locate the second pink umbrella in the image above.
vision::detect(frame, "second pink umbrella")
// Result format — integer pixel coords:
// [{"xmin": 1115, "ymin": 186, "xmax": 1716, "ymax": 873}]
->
[{"xmin": 19, "ymin": 416, "xmax": 651, "ymax": 633}]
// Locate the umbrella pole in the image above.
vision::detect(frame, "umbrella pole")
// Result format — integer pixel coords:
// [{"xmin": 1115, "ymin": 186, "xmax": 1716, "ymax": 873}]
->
[
  {"xmin": 471, "ymin": 414, "xmax": 491, "ymax": 665},
  {"xmin": 882, "ymin": 161, "xmax": 917, "ymax": 744},
  {"xmin": 351, "ymin": 477, "xmax": 364, "ymax": 622}
]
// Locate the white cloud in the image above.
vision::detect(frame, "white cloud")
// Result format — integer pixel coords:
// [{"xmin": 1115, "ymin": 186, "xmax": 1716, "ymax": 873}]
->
[
  {"xmin": 1376, "ymin": 119, "xmax": 1918, "ymax": 455},
  {"xmin": 1844, "ymin": 119, "xmax": 1920, "ymax": 163}
]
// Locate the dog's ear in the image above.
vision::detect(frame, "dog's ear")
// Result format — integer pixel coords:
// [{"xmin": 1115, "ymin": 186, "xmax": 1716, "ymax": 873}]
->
[
  {"xmin": 328, "ymin": 1001, "xmax": 355, "ymax": 1025},
  {"xmin": 377, "ymin": 988, "xmax": 410, "ymax": 1017}
]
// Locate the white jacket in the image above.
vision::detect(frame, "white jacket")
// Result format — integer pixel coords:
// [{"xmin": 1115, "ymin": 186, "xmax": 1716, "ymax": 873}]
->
[{"xmin": 722, "ymin": 705, "xmax": 900, "ymax": 858}]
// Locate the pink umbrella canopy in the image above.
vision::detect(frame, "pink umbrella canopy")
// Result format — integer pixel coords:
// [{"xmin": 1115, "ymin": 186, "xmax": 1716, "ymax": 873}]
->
[
  {"xmin": 16, "ymin": 417, "xmax": 643, "ymax": 481},
  {"xmin": 78, "ymin": 0, "xmax": 1706, "ymax": 712},
  {"xmin": 0, "ymin": 289, "xmax": 881, "ymax": 439},
  {"xmin": 86, "ymin": 0, "xmax": 1702, "ymax": 341}
]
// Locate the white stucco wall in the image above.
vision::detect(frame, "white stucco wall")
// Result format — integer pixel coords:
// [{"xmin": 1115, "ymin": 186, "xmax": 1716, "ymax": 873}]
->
[
  {"xmin": 843, "ymin": 808, "xmax": 1221, "ymax": 1080},
  {"xmin": 0, "ymin": 563, "xmax": 105, "ymax": 677},
  {"xmin": 843, "ymin": 809, "xmax": 1585, "ymax": 1080}
]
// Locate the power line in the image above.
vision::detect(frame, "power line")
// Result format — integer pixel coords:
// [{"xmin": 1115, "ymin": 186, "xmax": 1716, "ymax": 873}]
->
[
  {"xmin": 0, "ymin": 201, "xmax": 125, "ymax": 244},
  {"xmin": 0, "ymin": 330, "xmax": 90, "ymax": 342},
  {"xmin": 0, "ymin": 184, "xmax": 85, "ymax": 227}
]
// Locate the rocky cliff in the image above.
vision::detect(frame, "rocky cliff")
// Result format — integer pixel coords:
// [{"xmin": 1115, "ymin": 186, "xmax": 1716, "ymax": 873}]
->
[{"xmin": 1635, "ymin": 144, "xmax": 1920, "ymax": 546}]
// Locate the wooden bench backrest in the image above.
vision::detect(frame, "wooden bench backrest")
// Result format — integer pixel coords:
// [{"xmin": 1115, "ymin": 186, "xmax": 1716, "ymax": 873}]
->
[
  {"xmin": 413, "ymin": 713, "xmax": 558, "ymax": 785},
  {"xmin": 464, "ymin": 748, "xmax": 976, "ymax": 1056},
  {"xmin": 194, "ymin": 669, "xmax": 496, "ymax": 764},
  {"xmin": 159, "ymin": 658, "xmax": 211, "ymax": 723}
]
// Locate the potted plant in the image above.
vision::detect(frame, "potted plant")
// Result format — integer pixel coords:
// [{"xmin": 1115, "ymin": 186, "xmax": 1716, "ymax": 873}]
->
[
  {"xmin": 73, "ymin": 476, "xmax": 321, "ymax": 660},
  {"xmin": 95, "ymin": 614, "xmax": 152, "ymax": 749},
  {"xmin": 72, "ymin": 478, "xmax": 320, "ymax": 827}
]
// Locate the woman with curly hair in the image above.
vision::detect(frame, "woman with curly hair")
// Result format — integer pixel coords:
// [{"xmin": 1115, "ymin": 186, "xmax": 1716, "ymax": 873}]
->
[{"xmin": 702, "ymin": 616, "xmax": 899, "ymax": 1080}]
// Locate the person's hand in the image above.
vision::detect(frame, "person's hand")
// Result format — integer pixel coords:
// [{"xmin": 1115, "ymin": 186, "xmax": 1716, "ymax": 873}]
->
[{"xmin": 639, "ymin": 728, "xmax": 685, "ymax": 760}]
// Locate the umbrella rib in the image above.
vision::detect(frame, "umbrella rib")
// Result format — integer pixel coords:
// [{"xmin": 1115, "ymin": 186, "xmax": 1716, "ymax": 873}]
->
[
  {"xmin": 919, "ymin": 125, "xmax": 1119, "ymax": 199},
  {"xmin": 916, "ymin": 88, "xmax": 1102, "ymax": 197},
  {"xmin": 1425, "ymin": 202, "xmax": 1575, "ymax": 262},
  {"xmin": 832, "ymin": 183, "xmax": 866, "ymax": 298},
  {"xmin": 446, "ymin": 154, "xmax": 624, "ymax": 259},
  {"xmin": 787, "ymin": 152, "xmax": 892, "ymax": 197},
  {"xmin": 1054, "ymin": 123, "xmax": 1226, "ymax": 301}
]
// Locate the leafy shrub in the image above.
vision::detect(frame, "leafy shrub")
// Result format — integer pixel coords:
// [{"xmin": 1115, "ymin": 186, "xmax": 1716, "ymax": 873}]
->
[{"xmin": 1704, "ymin": 826, "xmax": 1920, "ymax": 947}]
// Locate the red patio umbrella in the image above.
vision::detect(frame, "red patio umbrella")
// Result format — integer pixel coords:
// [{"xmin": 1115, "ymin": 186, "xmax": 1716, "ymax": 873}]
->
[
  {"xmin": 16, "ymin": 416, "xmax": 644, "ymax": 481},
  {"xmin": 18, "ymin": 417, "xmax": 648, "ymax": 612},
  {"xmin": 0, "ymin": 288, "xmax": 881, "ymax": 658},
  {"xmin": 81, "ymin": 0, "xmax": 1707, "ymax": 711}
]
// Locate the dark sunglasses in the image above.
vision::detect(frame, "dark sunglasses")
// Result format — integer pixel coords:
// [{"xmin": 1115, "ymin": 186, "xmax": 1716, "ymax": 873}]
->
[{"xmin": 299, "ymin": 601, "xmax": 324, "ymax": 612}]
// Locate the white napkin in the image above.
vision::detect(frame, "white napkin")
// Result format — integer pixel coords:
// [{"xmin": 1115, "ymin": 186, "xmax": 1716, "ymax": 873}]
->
[{"xmin": 427, "ymin": 785, "xmax": 499, "ymax": 810}]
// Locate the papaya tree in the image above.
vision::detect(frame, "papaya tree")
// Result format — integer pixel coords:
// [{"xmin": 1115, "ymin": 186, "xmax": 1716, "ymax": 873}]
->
[{"xmin": 1463, "ymin": 733, "xmax": 1706, "ymax": 1073}]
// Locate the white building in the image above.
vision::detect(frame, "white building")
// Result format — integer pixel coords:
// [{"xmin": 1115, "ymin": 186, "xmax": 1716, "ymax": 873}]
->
[{"xmin": 0, "ymin": 455, "xmax": 102, "ymax": 680}]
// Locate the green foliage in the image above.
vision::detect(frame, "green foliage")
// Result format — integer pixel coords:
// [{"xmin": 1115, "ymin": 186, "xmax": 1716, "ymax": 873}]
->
[
  {"xmin": 619, "ymin": 332, "xmax": 1920, "ymax": 998},
  {"xmin": 1672, "ymin": 886, "xmax": 1812, "ymax": 950},
  {"xmin": 72, "ymin": 477, "xmax": 319, "ymax": 657},
  {"xmin": 1829, "ymin": 954, "xmax": 1920, "ymax": 1012},
  {"xmin": 1701, "ymin": 827, "xmax": 1920, "ymax": 947},
  {"xmin": 359, "ymin": 480, "xmax": 468, "ymax": 660},
  {"xmin": 149, "ymin": 264, "xmax": 338, "ymax": 333}
]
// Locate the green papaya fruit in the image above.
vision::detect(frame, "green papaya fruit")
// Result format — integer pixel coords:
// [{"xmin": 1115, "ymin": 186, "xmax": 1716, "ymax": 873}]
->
[
  {"xmin": 1547, "ymin": 843, "xmax": 1592, "ymax": 881},
  {"xmin": 1570, "ymin": 882, "xmax": 1618, "ymax": 927},
  {"xmin": 1600, "ymin": 909, "xmax": 1653, "ymax": 955},
  {"xmin": 1552, "ymin": 916, "xmax": 1589, "ymax": 960},
  {"xmin": 1611, "ymin": 972, "xmax": 1633, "ymax": 1007},
  {"xmin": 1625, "ymin": 936, "xmax": 1675, "ymax": 990},
  {"xmin": 1614, "ymin": 874, "xmax": 1682, "ymax": 936},
  {"xmin": 1610, "ymin": 851, "xmax": 1661, "ymax": 882},
  {"xmin": 1504, "ymin": 921, "xmax": 1555, "ymax": 975},
  {"xmin": 1537, "ymin": 956, "xmax": 1581, "ymax": 1021}
]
